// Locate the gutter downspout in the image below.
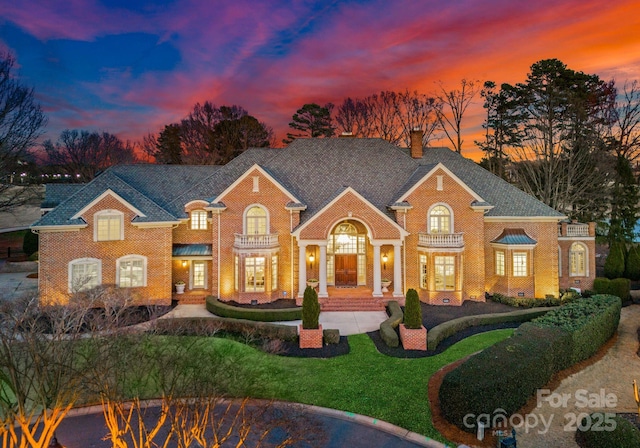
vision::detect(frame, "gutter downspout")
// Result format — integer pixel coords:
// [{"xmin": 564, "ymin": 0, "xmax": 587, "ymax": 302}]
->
[
  {"xmin": 290, "ymin": 210, "xmax": 294, "ymax": 301},
  {"xmin": 217, "ymin": 212, "xmax": 221, "ymax": 298}
]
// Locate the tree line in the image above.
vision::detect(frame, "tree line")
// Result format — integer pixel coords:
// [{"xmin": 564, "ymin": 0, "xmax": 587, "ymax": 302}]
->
[{"xmin": 1, "ymin": 50, "xmax": 639, "ymax": 242}]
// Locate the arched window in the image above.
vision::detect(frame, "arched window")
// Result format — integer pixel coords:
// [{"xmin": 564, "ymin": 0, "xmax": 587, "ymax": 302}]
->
[
  {"xmin": 429, "ymin": 205, "xmax": 451, "ymax": 234},
  {"xmin": 69, "ymin": 258, "xmax": 101, "ymax": 292},
  {"xmin": 569, "ymin": 243, "xmax": 587, "ymax": 276},
  {"xmin": 117, "ymin": 255, "xmax": 147, "ymax": 288},
  {"xmin": 190, "ymin": 210, "xmax": 208, "ymax": 230},
  {"xmin": 245, "ymin": 206, "xmax": 268, "ymax": 235}
]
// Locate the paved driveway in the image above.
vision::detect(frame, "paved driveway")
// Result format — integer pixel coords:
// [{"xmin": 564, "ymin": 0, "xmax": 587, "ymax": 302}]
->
[{"xmin": 0, "ymin": 270, "xmax": 38, "ymax": 300}]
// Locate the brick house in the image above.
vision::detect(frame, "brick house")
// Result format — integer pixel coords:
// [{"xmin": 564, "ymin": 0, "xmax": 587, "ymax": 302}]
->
[{"xmin": 31, "ymin": 133, "xmax": 595, "ymax": 308}]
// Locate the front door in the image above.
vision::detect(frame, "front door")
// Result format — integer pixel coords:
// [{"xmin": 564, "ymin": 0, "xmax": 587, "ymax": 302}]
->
[{"xmin": 335, "ymin": 254, "xmax": 357, "ymax": 286}]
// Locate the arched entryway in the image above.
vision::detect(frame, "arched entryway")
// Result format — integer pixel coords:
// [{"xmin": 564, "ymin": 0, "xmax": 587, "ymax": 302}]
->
[{"xmin": 328, "ymin": 221, "xmax": 367, "ymax": 287}]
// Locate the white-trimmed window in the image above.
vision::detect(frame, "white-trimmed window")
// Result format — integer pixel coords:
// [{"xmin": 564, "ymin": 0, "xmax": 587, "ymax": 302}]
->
[
  {"xmin": 429, "ymin": 205, "xmax": 451, "ymax": 234},
  {"xmin": 419, "ymin": 254, "xmax": 428, "ymax": 289},
  {"xmin": 569, "ymin": 243, "xmax": 587, "ymax": 276},
  {"xmin": 245, "ymin": 206, "xmax": 268, "ymax": 235},
  {"xmin": 245, "ymin": 257, "xmax": 265, "ymax": 292},
  {"xmin": 513, "ymin": 252, "xmax": 528, "ymax": 277},
  {"xmin": 234, "ymin": 256, "xmax": 239, "ymax": 291},
  {"xmin": 117, "ymin": 255, "xmax": 147, "ymax": 288},
  {"xmin": 95, "ymin": 210, "xmax": 124, "ymax": 241},
  {"xmin": 190, "ymin": 210, "xmax": 208, "ymax": 230},
  {"xmin": 495, "ymin": 250, "xmax": 505, "ymax": 276},
  {"xmin": 192, "ymin": 261, "xmax": 206, "ymax": 289},
  {"xmin": 434, "ymin": 256, "xmax": 455, "ymax": 291},
  {"xmin": 69, "ymin": 258, "xmax": 101, "ymax": 292},
  {"xmin": 271, "ymin": 255, "xmax": 278, "ymax": 291}
]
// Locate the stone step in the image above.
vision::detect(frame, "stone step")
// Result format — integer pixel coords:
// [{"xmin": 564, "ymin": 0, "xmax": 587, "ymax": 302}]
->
[
  {"xmin": 175, "ymin": 295, "xmax": 206, "ymax": 305},
  {"xmin": 319, "ymin": 299, "xmax": 386, "ymax": 311}
]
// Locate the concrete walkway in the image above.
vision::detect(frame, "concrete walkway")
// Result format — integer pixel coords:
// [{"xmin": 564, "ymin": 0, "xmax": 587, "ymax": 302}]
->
[
  {"xmin": 517, "ymin": 305, "xmax": 640, "ymax": 448},
  {"xmin": 164, "ymin": 304, "xmax": 388, "ymax": 336},
  {"xmin": 0, "ymin": 270, "xmax": 38, "ymax": 300}
]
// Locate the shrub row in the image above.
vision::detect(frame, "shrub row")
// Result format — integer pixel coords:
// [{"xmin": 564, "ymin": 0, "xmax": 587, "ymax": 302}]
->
[
  {"xmin": 206, "ymin": 296, "xmax": 302, "ymax": 322},
  {"xmin": 380, "ymin": 301, "xmax": 403, "ymax": 347},
  {"xmin": 439, "ymin": 295, "xmax": 622, "ymax": 432},
  {"xmin": 151, "ymin": 316, "xmax": 298, "ymax": 341},
  {"xmin": 489, "ymin": 292, "xmax": 576, "ymax": 308},
  {"xmin": 593, "ymin": 277, "xmax": 630, "ymax": 302},
  {"xmin": 576, "ymin": 413, "xmax": 640, "ymax": 448},
  {"xmin": 532, "ymin": 294, "xmax": 622, "ymax": 365},
  {"xmin": 427, "ymin": 307, "xmax": 552, "ymax": 351}
]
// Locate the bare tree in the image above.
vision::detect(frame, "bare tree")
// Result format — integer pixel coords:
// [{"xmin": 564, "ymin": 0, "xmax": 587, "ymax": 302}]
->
[
  {"xmin": 0, "ymin": 52, "xmax": 47, "ymax": 212},
  {"xmin": 435, "ymin": 79, "xmax": 480, "ymax": 153},
  {"xmin": 43, "ymin": 129, "xmax": 138, "ymax": 182},
  {"xmin": 610, "ymin": 80, "xmax": 640, "ymax": 161}
]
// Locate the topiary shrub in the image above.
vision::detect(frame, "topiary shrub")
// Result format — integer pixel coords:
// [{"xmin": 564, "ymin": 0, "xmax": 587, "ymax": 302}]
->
[
  {"xmin": 403, "ymin": 288, "xmax": 422, "ymax": 329},
  {"xmin": 604, "ymin": 242, "xmax": 626, "ymax": 279},
  {"xmin": 323, "ymin": 328, "xmax": 340, "ymax": 344},
  {"xmin": 302, "ymin": 285, "xmax": 320, "ymax": 329},
  {"xmin": 206, "ymin": 297, "xmax": 302, "ymax": 321},
  {"xmin": 22, "ymin": 230, "xmax": 38, "ymax": 256},
  {"xmin": 609, "ymin": 278, "xmax": 631, "ymax": 303},
  {"xmin": 380, "ymin": 301, "xmax": 403, "ymax": 347},
  {"xmin": 576, "ymin": 413, "xmax": 640, "ymax": 448},
  {"xmin": 593, "ymin": 277, "xmax": 610, "ymax": 295},
  {"xmin": 625, "ymin": 244, "xmax": 640, "ymax": 280}
]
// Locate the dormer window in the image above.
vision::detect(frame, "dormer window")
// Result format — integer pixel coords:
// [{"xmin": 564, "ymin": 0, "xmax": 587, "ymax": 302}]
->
[
  {"xmin": 95, "ymin": 210, "xmax": 124, "ymax": 241},
  {"xmin": 191, "ymin": 210, "xmax": 208, "ymax": 230}
]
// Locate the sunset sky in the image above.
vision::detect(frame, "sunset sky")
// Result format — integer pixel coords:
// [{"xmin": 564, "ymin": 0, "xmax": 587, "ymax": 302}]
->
[{"xmin": 1, "ymin": 0, "xmax": 639, "ymax": 160}]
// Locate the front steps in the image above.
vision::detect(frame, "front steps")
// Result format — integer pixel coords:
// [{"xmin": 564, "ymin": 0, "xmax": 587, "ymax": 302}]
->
[{"xmin": 319, "ymin": 297, "xmax": 387, "ymax": 311}]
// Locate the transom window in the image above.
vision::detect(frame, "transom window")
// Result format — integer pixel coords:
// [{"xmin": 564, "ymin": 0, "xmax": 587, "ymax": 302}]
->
[
  {"xmin": 246, "ymin": 206, "xmax": 267, "ymax": 235},
  {"xmin": 429, "ymin": 205, "xmax": 451, "ymax": 234},
  {"xmin": 513, "ymin": 252, "xmax": 528, "ymax": 277},
  {"xmin": 569, "ymin": 243, "xmax": 586, "ymax": 276},
  {"xmin": 495, "ymin": 250, "xmax": 505, "ymax": 276},
  {"xmin": 191, "ymin": 210, "xmax": 208, "ymax": 230},
  {"xmin": 96, "ymin": 211, "xmax": 123, "ymax": 241},
  {"xmin": 434, "ymin": 256, "xmax": 455, "ymax": 291},
  {"xmin": 69, "ymin": 258, "xmax": 101, "ymax": 292},
  {"xmin": 245, "ymin": 257, "xmax": 265, "ymax": 292},
  {"xmin": 117, "ymin": 255, "xmax": 147, "ymax": 287}
]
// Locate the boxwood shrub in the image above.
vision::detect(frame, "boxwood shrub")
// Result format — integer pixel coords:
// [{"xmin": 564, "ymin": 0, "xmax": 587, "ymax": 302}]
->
[
  {"xmin": 380, "ymin": 301, "xmax": 403, "ymax": 347},
  {"xmin": 439, "ymin": 296, "xmax": 621, "ymax": 432},
  {"xmin": 150, "ymin": 316, "xmax": 299, "ymax": 341},
  {"xmin": 427, "ymin": 307, "xmax": 552, "ymax": 351},
  {"xmin": 593, "ymin": 278, "xmax": 630, "ymax": 302},
  {"xmin": 489, "ymin": 293, "xmax": 575, "ymax": 307},
  {"xmin": 576, "ymin": 414, "xmax": 640, "ymax": 448},
  {"xmin": 206, "ymin": 296, "xmax": 302, "ymax": 322}
]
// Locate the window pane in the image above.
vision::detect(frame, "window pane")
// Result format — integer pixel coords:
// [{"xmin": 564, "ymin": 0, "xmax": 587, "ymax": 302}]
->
[
  {"xmin": 245, "ymin": 257, "xmax": 265, "ymax": 292},
  {"xmin": 191, "ymin": 210, "xmax": 207, "ymax": 230},
  {"xmin": 496, "ymin": 251, "xmax": 505, "ymax": 276},
  {"xmin": 429, "ymin": 206, "xmax": 450, "ymax": 234},
  {"xmin": 357, "ymin": 254, "xmax": 366, "ymax": 285},
  {"xmin": 513, "ymin": 253, "xmax": 527, "ymax": 277},
  {"xmin": 434, "ymin": 256, "xmax": 455, "ymax": 291},
  {"xmin": 97, "ymin": 214, "xmax": 121, "ymax": 241},
  {"xmin": 71, "ymin": 262, "xmax": 98, "ymax": 291},
  {"xmin": 193, "ymin": 261, "xmax": 205, "ymax": 288},
  {"xmin": 119, "ymin": 258, "xmax": 145, "ymax": 287},
  {"xmin": 419, "ymin": 254, "xmax": 427, "ymax": 289}
]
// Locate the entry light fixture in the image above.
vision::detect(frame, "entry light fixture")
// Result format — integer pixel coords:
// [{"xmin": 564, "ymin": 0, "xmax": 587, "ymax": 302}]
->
[
  {"xmin": 309, "ymin": 254, "xmax": 315, "ymax": 269},
  {"xmin": 182, "ymin": 260, "xmax": 188, "ymax": 268},
  {"xmin": 382, "ymin": 253, "xmax": 388, "ymax": 269}
]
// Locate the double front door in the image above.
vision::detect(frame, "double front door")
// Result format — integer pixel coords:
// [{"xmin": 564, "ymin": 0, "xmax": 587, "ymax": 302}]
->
[{"xmin": 334, "ymin": 254, "xmax": 357, "ymax": 286}]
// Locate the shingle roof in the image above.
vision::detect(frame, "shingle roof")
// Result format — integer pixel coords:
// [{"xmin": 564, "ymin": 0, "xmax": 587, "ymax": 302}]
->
[
  {"xmin": 491, "ymin": 228, "xmax": 538, "ymax": 245},
  {"xmin": 172, "ymin": 244, "xmax": 212, "ymax": 257},
  {"xmin": 41, "ymin": 184, "xmax": 86, "ymax": 209},
  {"xmin": 32, "ymin": 138, "xmax": 565, "ymax": 230}
]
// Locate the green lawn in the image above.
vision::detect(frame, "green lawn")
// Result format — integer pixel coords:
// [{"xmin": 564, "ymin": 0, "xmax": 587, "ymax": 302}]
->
[{"xmin": 179, "ymin": 329, "xmax": 513, "ymax": 443}]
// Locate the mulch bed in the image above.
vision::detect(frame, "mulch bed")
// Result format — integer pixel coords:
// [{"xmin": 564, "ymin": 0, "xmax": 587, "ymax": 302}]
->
[
  {"xmin": 421, "ymin": 300, "xmax": 517, "ymax": 330},
  {"xmin": 273, "ymin": 336, "xmax": 350, "ymax": 358}
]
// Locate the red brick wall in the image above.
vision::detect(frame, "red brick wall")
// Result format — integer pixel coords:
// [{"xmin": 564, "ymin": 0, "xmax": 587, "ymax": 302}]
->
[{"xmin": 38, "ymin": 194, "xmax": 172, "ymax": 305}]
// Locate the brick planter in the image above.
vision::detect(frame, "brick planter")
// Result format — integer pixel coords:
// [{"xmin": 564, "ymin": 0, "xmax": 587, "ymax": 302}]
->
[
  {"xmin": 299, "ymin": 324, "xmax": 323, "ymax": 349},
  {"xmin": 399, "ymin": 324, "xmax": 427, "ymax": 351}
]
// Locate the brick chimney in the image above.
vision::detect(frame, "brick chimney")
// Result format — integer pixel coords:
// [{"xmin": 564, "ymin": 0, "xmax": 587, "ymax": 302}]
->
[{"xmin": 410, "ymin": 128, "xmax": 423, "ymax": 158}]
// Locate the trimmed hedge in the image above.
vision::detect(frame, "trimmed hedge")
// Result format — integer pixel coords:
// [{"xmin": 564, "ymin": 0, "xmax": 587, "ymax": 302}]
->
[
  {"xmin": 150, "ymin": 316, "xmax": 299, "ymax": 341},
  {"xmin": 427, "ymin": 307, "xmax": 552, "ymax": 351},
  {"xmin": 380, "ymin": 301, "xmax": 403, "ymax": 348},
  {"xmin": 593, "ymin": 277, "xmax": 630, "ymax": 302},
  {"xmin": 439, "ymin": 324, "xmax": 571, "ymax": 431},
  {"xmin": 206, "ymin": 296, "xmax": 302, "ymax": 322},
  {"xmin": 323, "ymin": 328, "xmax": 340, "ymax": 345},
  {"xmin": 532, "ymin": 295, "xmax": 622, "ymax": 365},
  {"xmin": 439, "ymin": 296, "xmax": 622, "ymax": 432},
  {"xmin": 576, "ymin": 414, "xmax": 640, "ymax": 448},
  {"xmin": 489, "ymin": 293, "xmax": 575, "ymax": 308}
]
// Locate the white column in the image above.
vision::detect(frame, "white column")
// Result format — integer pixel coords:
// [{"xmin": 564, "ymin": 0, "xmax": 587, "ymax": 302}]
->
[
  {"xmin": 297, "ymin": 242, "xmax": 307, "ymax": 298},
  {"xmin": 318, "ymin": 242, "xmax": 328, "ymax": 298},
  {"xmin": 372, "ymin": 242, "xmax": 382, "ymax": 297},
  {"xmin": 393, "ymin": 242, "xmax": 403, "ymax": 297}
]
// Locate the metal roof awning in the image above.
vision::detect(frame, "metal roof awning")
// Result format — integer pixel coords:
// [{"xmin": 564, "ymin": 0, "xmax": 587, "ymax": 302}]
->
[
  {"xmin": 172, "ymin": 244, "xmax": 213, "ymax": 257},
  {"xmin": 491, "ymin": 228, "xmax": 537, "ymax": 245}
]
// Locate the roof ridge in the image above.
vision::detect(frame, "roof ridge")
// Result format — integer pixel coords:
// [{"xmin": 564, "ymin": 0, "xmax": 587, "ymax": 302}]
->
[{"xmin": 109, "ymin": 170, "xmax": 178, "ymax": 219}]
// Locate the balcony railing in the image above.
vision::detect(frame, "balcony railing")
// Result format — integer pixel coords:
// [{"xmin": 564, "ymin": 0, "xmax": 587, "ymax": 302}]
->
[
  {"xmin": 234, "ymin": 233, "xmax": 279, "ymax": 249},
  {"xmin": 418, "ymin": 232, "xmax": 464, "ymax": 248},
  {"xmin": 559, "ymin": 224, "xmax": 590, "ymax": 237}
]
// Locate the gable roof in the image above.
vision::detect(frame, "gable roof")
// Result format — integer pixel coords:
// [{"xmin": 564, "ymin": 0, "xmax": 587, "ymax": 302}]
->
[{"xmin": 32, "ymin": 138, "xmax": 565, "ymax": 231}]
